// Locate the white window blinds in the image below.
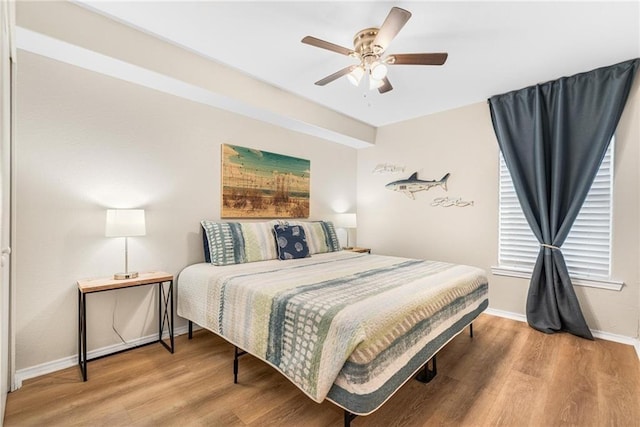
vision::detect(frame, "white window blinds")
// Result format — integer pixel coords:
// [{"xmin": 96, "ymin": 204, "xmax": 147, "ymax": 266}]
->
[{"xmin": 498, "ymin": 142, "xmax": 613, "ymax": 280}]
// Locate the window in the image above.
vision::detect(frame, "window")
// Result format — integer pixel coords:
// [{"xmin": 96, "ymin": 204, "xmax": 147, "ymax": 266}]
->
[{"xmin": 496, "ymin": 141, "xmax": 620, "ymax": 289}]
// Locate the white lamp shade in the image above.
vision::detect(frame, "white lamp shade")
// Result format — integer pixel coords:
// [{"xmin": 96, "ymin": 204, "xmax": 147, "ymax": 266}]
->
[
  {"xmin": 105, "ymin": 209, "xmax": 146, "ymax": 237},
  {"xmin": 334, "ymin": 213, "xmax": 357, "ymax": 229},
  {"xmin": 347, "ymin": 66, "xmax": 364, "ymax": 86},
  {"xmin": 370, "ymin": 62, "xmax": 388, "ymax": 80}
]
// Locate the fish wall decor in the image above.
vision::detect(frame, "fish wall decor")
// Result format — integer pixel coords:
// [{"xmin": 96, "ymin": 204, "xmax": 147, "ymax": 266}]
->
[
  {"xmin": 372, "ymin": 163, "xmax": 405, "ymax": 174},
  {"xmin": 431, "ymin": 197, "xmax": 474, "ymax": 207},
  {"xmin": 385, "ymin": 172, "xmax": 450, "ymax": 199}
]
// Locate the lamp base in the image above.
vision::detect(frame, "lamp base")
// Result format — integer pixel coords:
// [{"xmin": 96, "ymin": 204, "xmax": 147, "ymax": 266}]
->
[{"xmin": 114, "ymin": 271, "xmax": 138, "ymax": 280}]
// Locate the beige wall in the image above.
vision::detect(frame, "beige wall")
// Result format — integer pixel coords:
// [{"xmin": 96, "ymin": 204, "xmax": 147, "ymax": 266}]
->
[
  {"xmin": 14, "ymin": 51, "xmax": 357, "ymax": 370},
  {"xmin": 357, "ymin": 76, "xmax": 640, "ymax": 338}
]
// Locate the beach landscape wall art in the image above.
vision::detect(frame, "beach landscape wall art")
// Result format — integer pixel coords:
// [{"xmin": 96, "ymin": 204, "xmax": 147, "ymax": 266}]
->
[{"xmin": 221, "ymin": 144, "xmax": 311, "ymax": 218}]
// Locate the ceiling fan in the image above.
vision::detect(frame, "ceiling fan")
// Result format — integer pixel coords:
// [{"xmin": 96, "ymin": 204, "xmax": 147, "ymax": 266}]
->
[{"xmin": 301, "ymin": 7, "xmax": 448, "ymax": 94}]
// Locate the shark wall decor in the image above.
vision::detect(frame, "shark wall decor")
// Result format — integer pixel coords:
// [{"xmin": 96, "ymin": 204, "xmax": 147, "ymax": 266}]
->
[{"xmin": 385, "ymin": 172, "xmax": 450, "ymax": 199}]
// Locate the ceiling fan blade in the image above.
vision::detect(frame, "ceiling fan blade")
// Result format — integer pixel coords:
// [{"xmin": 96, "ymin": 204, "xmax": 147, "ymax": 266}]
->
[
  {"xmin": 315, "ymin": 65, "xmax": 358, "ymax": 86},
  {"xmin": 388, "ymin": 53, "xmax": 448, "ymax": 66},
  {"xmin": 372, "ymin": 7, "xmax": 412, "ymax": 53},
  {"xmin": 301, "ymin": 36, "xmax": 354, "ymax": 56},
  {"xmin": 378, "ymin": 77, "xmax": 393, "ymax": 94}
]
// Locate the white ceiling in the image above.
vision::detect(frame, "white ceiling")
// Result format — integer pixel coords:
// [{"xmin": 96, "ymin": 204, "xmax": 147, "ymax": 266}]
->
[{"xmin": 78, "ymin": 1, "xmax": 639, "ymax": 127}]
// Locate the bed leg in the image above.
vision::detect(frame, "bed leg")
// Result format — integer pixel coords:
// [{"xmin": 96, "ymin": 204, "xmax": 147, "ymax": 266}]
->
[
  {"xmin": 233, "ymin": 346, "xmax": 247, "ymax": 384},
  {"xmin": 469, "ymin": 322, "xmax": 473, "ymax": 338},
  {"xmin": 234, "ymin": 346, "xmax": 240, "ymax": 384},
  {"xmin": 188, "ymin": 321, "xmax": 193, "ymax": 339},
  {"xmin": 415, "ymin": 354, "xmax": 437, "ymax": 383},
  {"xmin": 344, "ymin": 410, "xmax": 357, "ymax": 427}
]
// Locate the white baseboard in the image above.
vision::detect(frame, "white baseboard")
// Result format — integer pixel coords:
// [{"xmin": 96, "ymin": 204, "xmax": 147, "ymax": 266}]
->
[
  {"xmin": 13, "ymin": 325, "xmax": 190, "ymax": 390},
  {"xmin": 484, "ymin": 307, "xmax": 527, "ymax": 323},
  {"xmin": 590, "ymin": 329, "xmax": 639, "ymax": 347},
  {"xmin": 484, "ymin": 308, "xmax": 640, "ymax": 359}
]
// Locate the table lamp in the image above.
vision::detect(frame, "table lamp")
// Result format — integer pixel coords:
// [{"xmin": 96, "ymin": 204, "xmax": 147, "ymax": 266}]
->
[
  {"xmin": 105, "ymin": 209, "xmax": 146, "ymax": 279},
  {"xmin": 334, "ymin": 213, "xmax": 357, "ymax": 249}
]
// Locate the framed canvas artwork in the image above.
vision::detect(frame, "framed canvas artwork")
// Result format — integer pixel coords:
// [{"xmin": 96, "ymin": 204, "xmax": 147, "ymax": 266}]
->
[{"xmin": 221, "ymin": 144, "xmax": 310, "ymax": 218}]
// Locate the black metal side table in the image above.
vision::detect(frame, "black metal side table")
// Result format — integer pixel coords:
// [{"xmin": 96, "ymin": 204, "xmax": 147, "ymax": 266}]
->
[{"xmin": 77, "ymin": 271, "xmax": 174, "ymax": 381}]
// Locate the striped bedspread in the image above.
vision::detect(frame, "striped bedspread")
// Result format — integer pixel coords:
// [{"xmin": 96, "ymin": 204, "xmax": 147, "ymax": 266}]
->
[{"xmin": 177, "ymin": 251, "xmax": 488, "ymax": 414}]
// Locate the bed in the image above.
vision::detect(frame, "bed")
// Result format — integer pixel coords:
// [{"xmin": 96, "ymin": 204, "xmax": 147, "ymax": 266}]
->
[{"xmin": 178, "ymin": 222, "xmax": 488, "ymax": 424}]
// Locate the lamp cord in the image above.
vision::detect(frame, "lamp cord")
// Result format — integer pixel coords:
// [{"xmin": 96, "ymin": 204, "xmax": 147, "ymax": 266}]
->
[
  {"xmin": 112, "ymin": 295, "xmax": 129, "ymax": 346},
  {"xmin": 111, "ymin": 291, "xmax": 155, "ymax": 347}
]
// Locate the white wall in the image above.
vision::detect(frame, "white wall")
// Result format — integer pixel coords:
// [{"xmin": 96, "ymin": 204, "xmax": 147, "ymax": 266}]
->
[
  {"xmin": 358, "ymin": 76, "xmax": 640, "ymax": 338},
  {"xmin": 14, "ymin": 51, "xmax": 357, "ymax": 370}
]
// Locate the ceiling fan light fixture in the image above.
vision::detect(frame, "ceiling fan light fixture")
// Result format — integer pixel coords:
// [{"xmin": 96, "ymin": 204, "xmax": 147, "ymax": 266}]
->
[
  {"xmin": 370, "ymin": 61, "xmax": 388, "ymax": 80},
  {"xmin": 347, "ymin": 66, "xmax": 365, "ymax": 86},
  {"xmin": 301, "ymin": 7, "xmax": 448, "ymax": 94}
]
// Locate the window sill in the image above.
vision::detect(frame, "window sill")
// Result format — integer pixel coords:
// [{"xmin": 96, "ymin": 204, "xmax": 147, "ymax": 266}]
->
[{"xmin": 490, "ymin": 266, "xmax": 624, "ymax": 291}]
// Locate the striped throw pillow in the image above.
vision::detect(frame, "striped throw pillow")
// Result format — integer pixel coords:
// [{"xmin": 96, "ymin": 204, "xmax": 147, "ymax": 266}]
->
[
  {"xmin": 290, "ymin": 221, "xmax": 341, "ymax": 254},
  {"xmin": 201, "ymin": 220, "xmax": 279, "ymax": 265}
]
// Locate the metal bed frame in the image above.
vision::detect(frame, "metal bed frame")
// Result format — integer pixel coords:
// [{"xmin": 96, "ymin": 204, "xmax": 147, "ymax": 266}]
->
[{"xmin": 188, "ymin": 320, "xmax": 474, "ymax": 426}]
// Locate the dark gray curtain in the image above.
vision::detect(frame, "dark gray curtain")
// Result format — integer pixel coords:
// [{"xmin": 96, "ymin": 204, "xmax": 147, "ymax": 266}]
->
[{"xmin": 488, "ymin": 58, "xmax": 639, "ymax": 340}]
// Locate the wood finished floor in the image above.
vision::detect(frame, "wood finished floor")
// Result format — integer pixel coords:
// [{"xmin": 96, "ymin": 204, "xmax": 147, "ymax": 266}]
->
[{"xmin": 5, "ymin": 314, "xmax": 640, "ymax": 426}]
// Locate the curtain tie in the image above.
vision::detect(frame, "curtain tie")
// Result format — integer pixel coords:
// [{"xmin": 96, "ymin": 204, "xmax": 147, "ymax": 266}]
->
[{"xmin": 541, "ymin": 243, "xmax": 560, "ymax": 250}]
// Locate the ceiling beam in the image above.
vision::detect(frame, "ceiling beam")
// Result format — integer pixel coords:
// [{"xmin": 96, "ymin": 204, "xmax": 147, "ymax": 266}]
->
[{"xmin": 16, "ymin": 1, "xmax": 376, "ymax": 149}]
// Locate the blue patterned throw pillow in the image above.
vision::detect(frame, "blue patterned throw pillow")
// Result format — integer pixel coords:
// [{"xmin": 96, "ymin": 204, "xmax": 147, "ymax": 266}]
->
[
  {"xmin": 201, "ymin": 220, "xmax": 280, "ymax": 265},
  {"xmin": 273, "ymin": 224, "xmax": 310, "ymax": 260},
  {"xmin": 201, "ymin": 221, "xmax": 246, "ymax": 265}
]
